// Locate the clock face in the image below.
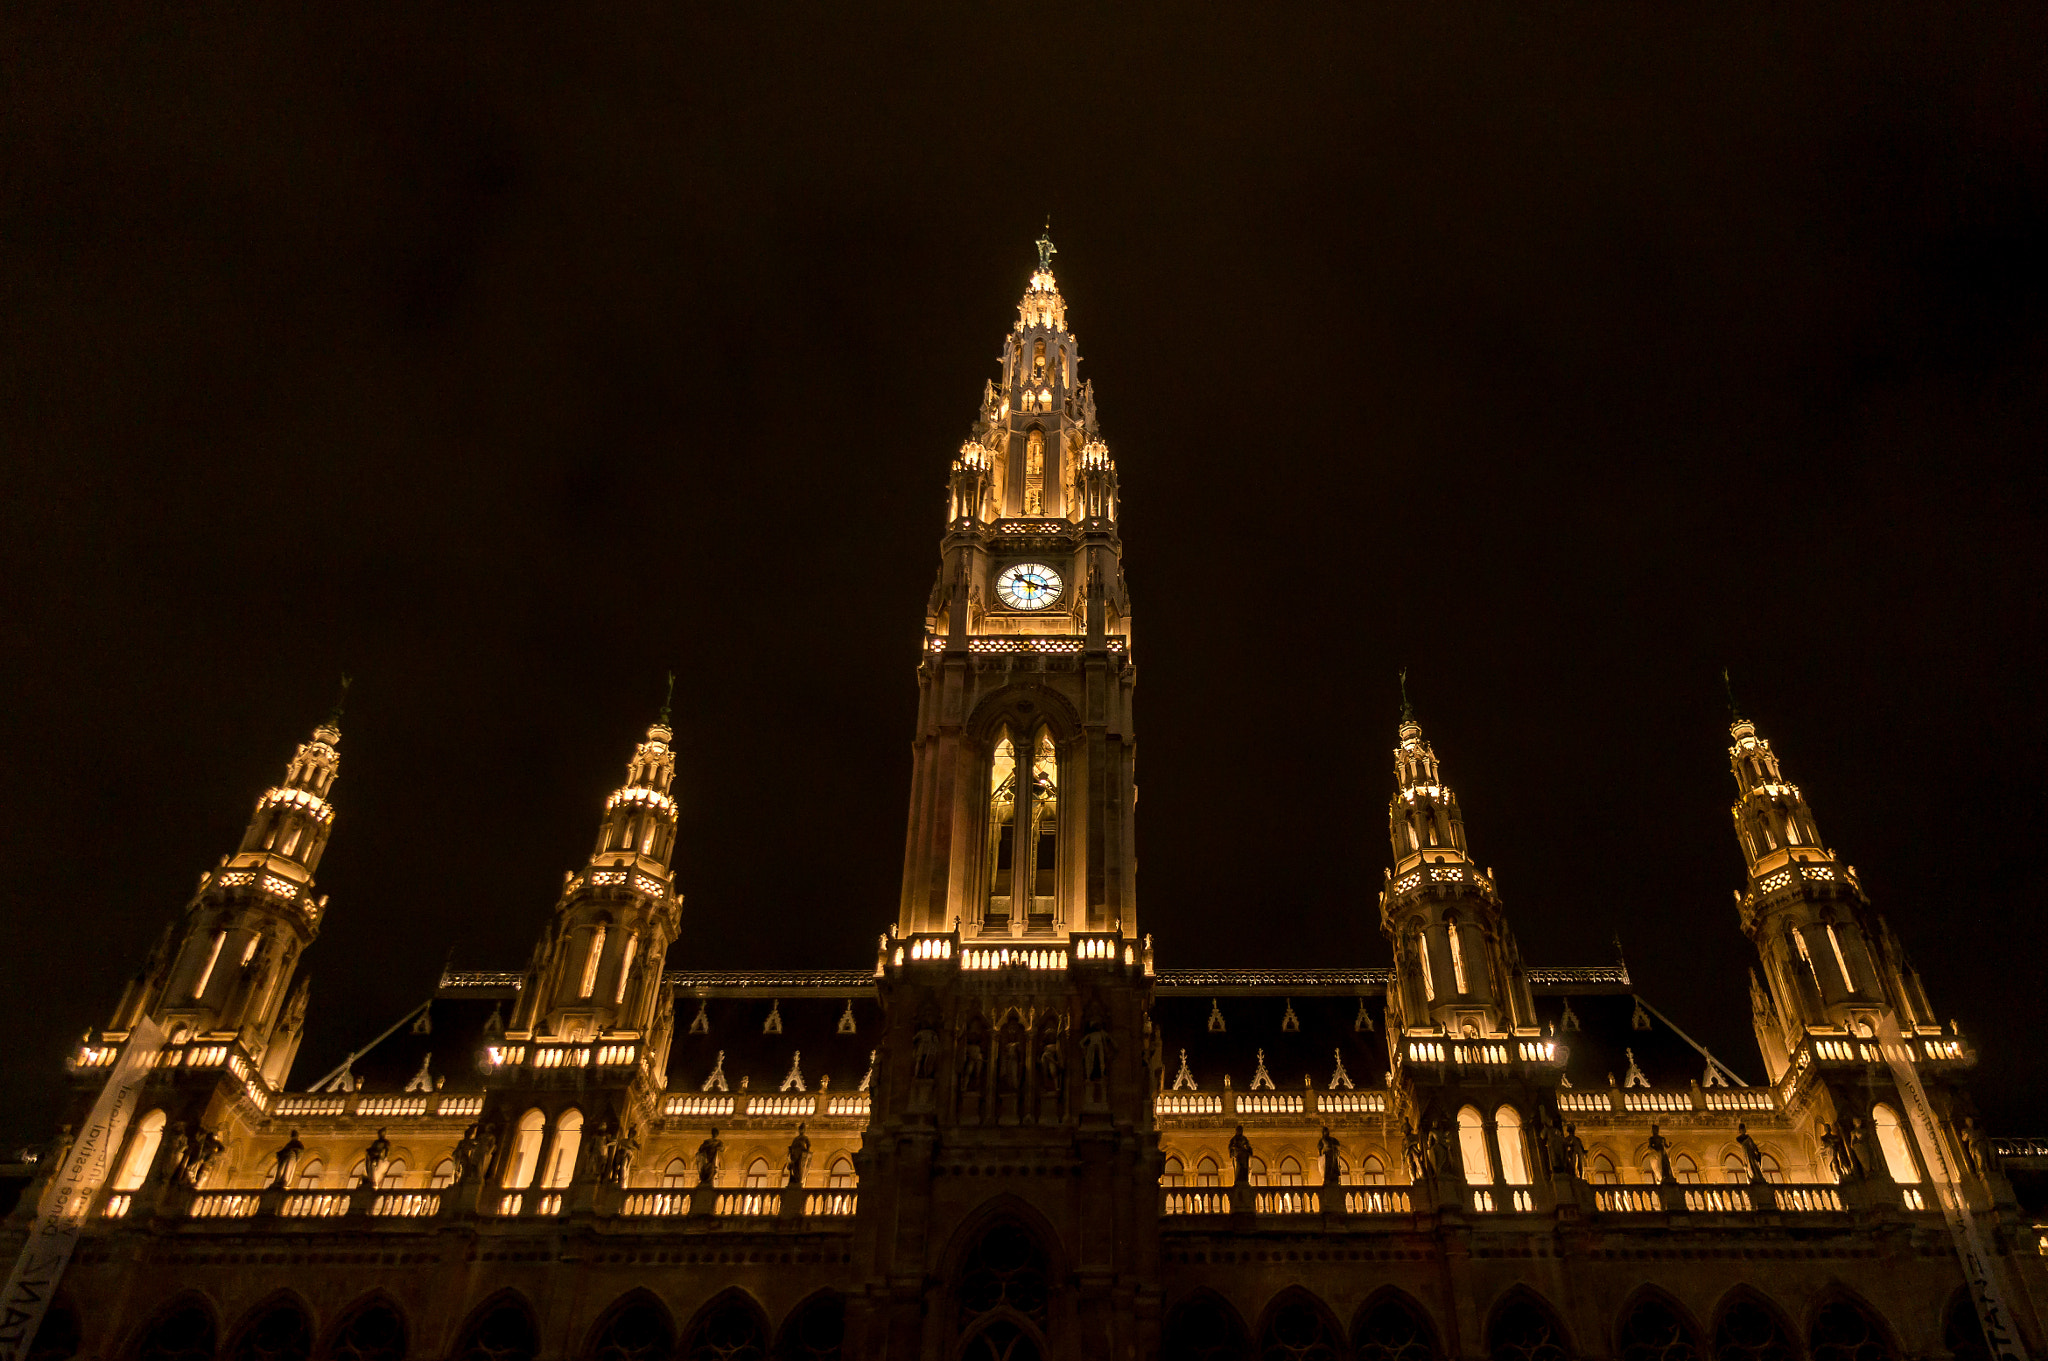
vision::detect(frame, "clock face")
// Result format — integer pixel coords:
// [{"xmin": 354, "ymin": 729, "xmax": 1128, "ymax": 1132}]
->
[{"xmin": 996, "ymin": 562, "xmax": 1064, "ymax": 610}]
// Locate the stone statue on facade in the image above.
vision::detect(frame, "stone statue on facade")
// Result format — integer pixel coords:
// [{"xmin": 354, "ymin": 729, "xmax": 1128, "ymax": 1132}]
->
[
  {"xmin": 361, "ymin": 1129, "xmax": 391, "ymax": 1188},
  {"xmin": 958, "ymin": 1034, "xmax": 985, "ymax": 1091},
  {"xmin": 1560, "ymin": 1123, "xmax": 1587, "ymax": 1180},
  {"xmin": 1821, "ymin": 1122, "xmax": 1858, "ymax": 1181},
  {"xmin": 1228, "ymin": 1125, "xmax": 1253, "ymax": 1186},
  {"xmin": 1317, "ymin": 1126, "xmax": 1343, "ymax": 1188},
  {"xmin": 268, "ymin": 1130, "xmax": 305, "ymax": 1189},
  {"xmin": 910, "ymin": 1024, "xmax": 939, "ymax": 1080},
  {"xmin": 189, "ymin": 1129, "xmax": 227, "ymax": 1189},
  {"xmin": 998, "ymin": 1035, "xmax": 1023, "ymax": 1093},
  {"xmin": 786, "ymin": 1123, "xmax": 812, "ymax": 1187},
  {"xmin": 1645, "ymin": 1124, "xmax": 1674, "ymax": 1185},
  {"xmin": 1736, "ymin": 1122, "xmax": 1766, "ymax": 1184},
  {"xmin": 452, "ymin": 1124, "xmax": 483, "ymax": 1184},
  {"xmin": 1402, "ymin": 1118, "xmax": 1428, "ymax": 1181},
  {"xmin": 608, "ymin": 1123, "xmax": 640, "ymax": 1185},
  {"xmin": 157, "ymin": 1122, "xmax": 191, "ymax": 1185},
  {"xmin": 1038, "ymin": 1034, "xmax": 1065, "ymax": 1093},
  {"xmin": 1081, "ymin": 1019, "xmax": 1111, "ymax": 1082},
  {"xmin": 1957, "ymin": 1116, "xmax": 1986, "ymax": 1177},
  {"xmin": 696, "ymin": 1129, "xmax": 724, "ymax": 1187}
]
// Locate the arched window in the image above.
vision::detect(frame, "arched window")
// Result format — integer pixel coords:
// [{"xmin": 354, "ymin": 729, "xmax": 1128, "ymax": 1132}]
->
[
  {"xmin": 1353, "ymin": 1294, "xmax": 1439, "ymax": 1361},
  {"xmin": 1260, "ymin": 1294, "xmax": 1342, "ymax": 1361},
  {"xmin": 961, "ymin": 1321, "xmax": 1043, "ymax": 1361},
  {"xmin": 1870, "ymin": 1106, "xmax": 1919, "ymax": 1184},
  {"xmin": 544, "ymin": 1109, "xmax": 583, "ymax": 1189},
  {"xmin": 1809, "ymin": 1301, "xmax": 1897, "ymax": 1361},
  {"xmin": 1458, "ymin": 1107, "xmax": 1493, "ymax": 1185},
  {"xmin": 1721, "ymin": 1153, "xmax": 1749, "ymax": 1184},
  {"xmin": 1496, "ymin": 1107, "xmax": 1531, "ymax": 1185},
  {"xmin": 589, "ymin": 1295, "xmax": 674, "ymax": 1361},
  {"xmin": 1759, "ymin": 1153, "xmax": 1781, "ymax": 1183},
  {"xmin": 430, "ymin": 1159, "xmax": 456, "ymax": 1189},
  {"xmin": 503, "ymin": 1109, "xmax": 545, "ymax": 1188},
  {"xmin": 1618, "ymin": 1296, "xmax": 1700, "ymax": 1361},
  {"xmin": 113, "ymin": 1109, "xmax": 167, "ymax": 1191},
  {"xmin": 228, "ymin": 1297, "xmax": 313, "ymax": 1361},
  {"xmin": 826, "ymin": 1157, "xmax": 855, "ymax": 1189},
  {"xmin": 378, "ymin": 1159, "xmax": 408, "ymax": 1189},
  {"xmin": 454, "ymin": 1298, "xmax": 538, "ymax": 1361},
  {"xmin": 682, "ymin": 1293, "xmax": 770, "ymax": 1361},
  {"xmin": 1163, "ymin": 1294, "xmax": 1251, "ymax": 1361},
  {"xmin": 744, "ymin": 1158, "xmax": 771, "ymax": 1189},
  {"xmin": 1195, "ymin": 1156, "xmax": 1221, "ymax": 1187},
  {"xmin": 1275, "ymin": 1156, "xmax": 1305, "ymax": 1187},
  {"xmin": 1713, "ymin": 1299, "xmax": 1796, "ymax": 1361},
  {"xmin": 958, "ymin": 1222, "xmax": 1050, "ymax": 1324},
  {"xmin": 133, "ymin": 1299, "xmax": 216, "ymax": 1361},
  {"xmin": 347, "ymin": 1159, "xmax": 369, "ymax": 1188},
  {"xmin": 774, "ymin": 1293, "xmax": 846, "ymax": 1361},
  {"xmin": 1944, "ymin": 1291, "xmax": 1991, "ymax": 1361},
  {"xmin": 662, "ymin": 1158, "xmax": 690, "ymax": 1188},
  {"xmin": 1672, "ymin": 1155, "xmax": 1701, "ymax": 1185},
  {"xmin": 295, "ymin": 1158, "xmax": 325, "ymax": 1189},
  {"xmin": 327, "ymin": 1298, "xmax": 407, "ymax": 1361},
  {"xmin": 1489, "ymin": 1297, "xmax": 1572, "ymax": 1361},
  {"xmin": 1588, "ymin": 1154, "xmax": 1619, "ymax": 1185},
  {"xmin": 1358, "ymin": 1154, "xmax": 1387, "ymax": 1186},
  {"xmin": 986, "ymin": 731, "xmax": 1018, "ymax": 925},
  {"xmin": 1161, "ymin": 1156, "xmax": 1186, "ymax": 1187},
  {"xmin": 1247, "ymin": 1157, "xmax": 1268, "ymax": 1187}
]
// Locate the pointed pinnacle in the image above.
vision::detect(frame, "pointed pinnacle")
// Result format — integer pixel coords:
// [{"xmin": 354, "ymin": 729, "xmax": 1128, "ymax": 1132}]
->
[
  {"xmin": 1398, "ymin": 669, "xmax": 1414, "ymax": 725},
  {"xmin": 659, "ymin": 671, "xmax": 675, "ymax": 726},
  {"xmin": 328, "ymin": 674, "xmax": 353, "ymax": 727},
  {"xmin": 1721, "ymin": 667, "xmax": 1744, "ymax": 722}
]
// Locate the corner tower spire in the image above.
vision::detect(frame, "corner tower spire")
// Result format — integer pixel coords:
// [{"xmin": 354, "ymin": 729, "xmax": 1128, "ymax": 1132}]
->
[{"xmin": 902, "ymin": 238, "xmax": 1136, "ymax": 942}]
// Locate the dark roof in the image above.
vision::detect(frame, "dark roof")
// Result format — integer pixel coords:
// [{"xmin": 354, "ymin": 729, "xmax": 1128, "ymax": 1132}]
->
[
  {"xmin": 300, "ymin": 994, "xmax": 505, "ymax": 1095},
  {"xmin": 666, "ymin": 993, "xmax": 883, "ymax": 1096},
  {"xmin": 1533, "ymin": 991, "xmax": 1751, "ymax": 1091},
  {"xmin": 1155, "ymin": 992, "xmax": 1389, "ymax": 1094}
]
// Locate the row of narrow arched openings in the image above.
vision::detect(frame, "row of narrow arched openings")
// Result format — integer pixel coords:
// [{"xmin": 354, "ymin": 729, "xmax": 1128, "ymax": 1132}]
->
[
  {"xmin": 103, "ymin": 1286, "xmax": 848, "ymax": 1361},
  {"xmin": 1158, "ymin": 1286, "xmax": 1993, "ymax": 1361}
]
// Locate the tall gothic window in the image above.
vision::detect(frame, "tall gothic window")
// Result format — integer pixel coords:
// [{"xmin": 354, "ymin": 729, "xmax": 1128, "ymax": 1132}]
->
[
  {"xmin": 1024, "ymin": 430, "xmax": 1046, "ymax": 514},
  {"xmin": 454, "ymin": 1298, "xmax": 538, "ymax": 1361},
  {"xmin": 1458, "ymin": 1107, "xmax": 1492, "ymax": 1185},
  {"xmin": 1028, "ymin": 732, "xmax": 1059, "ymax": 924},
  {"xmin": 1808, "ymin": 1302, "xmax": 1896, "ymax": 1361},
  {"xmin": 228, "ymin": 1297, "xmax": 313, "ymax": 1361},
  {"xmin": 986, "ymin": 728, "xmax": 1058, "ymax": 928},
  {"xmin": 958, "ymin": 1222, "xmax": 1050, "ymax": 1330},
  {"xmin": 1712, "ymin": 1299, "xmax": 1795, "ymax": 1361},
  {"xmin": 1488, "ymin": 1298, "xmax": 1572, "ymax": 1361},
  {"xmin": 1162, "ymin": 1295, "xmax": 1250, "ymax": 1361},
  {"xmin": 986, "ymin": 732, "xmax": 1018, "ymax": 927},
  {"xmin": 1353, "ymin": 1295, "xmax": 1438, "ymax": 1361},
  {"xmin": 681, "ymin": 1295, "xmax": 769, "ymax": 1361},
  {"xmin": 1618, "ymin": 1297, "xmax": 1699, "ymax": 1361},
  {"xmin": 774, "ymin": 1294, "xmax": 846, "ymax": 1361},
  {"xmin": 1944, "ymin": 1292, "xmax": 1991, "ymax": 1361},
  {"xmin": 590, "ymin": 1295, "xmax": 674, "ymax": 1361},
  {"xmin": 1259, "ymin": 1294, "xmax": 1342, "ymax": 1361}
]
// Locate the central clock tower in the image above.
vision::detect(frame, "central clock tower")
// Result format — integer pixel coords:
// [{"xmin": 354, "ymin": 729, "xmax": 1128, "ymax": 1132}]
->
[{"xmin": 898, "ymin": 231, "xmax": 1137, "ymax": 941}]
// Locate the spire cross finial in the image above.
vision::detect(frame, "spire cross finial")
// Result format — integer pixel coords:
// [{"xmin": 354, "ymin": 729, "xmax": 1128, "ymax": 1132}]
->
[
  {"xmin": 328, "ymin": 674, "xmax": 353, "ymax": 727},
  {"xmin": 1721, "ymin": 666, "xmax": 1744, "ymax": 721},
  {"xmin": 1398, "ymin": 669, "xmax": 1414, "ymax": 724},
  {"xmin": 1035, "ymin": 219, "xmax": 1056, "ymax": 272}
]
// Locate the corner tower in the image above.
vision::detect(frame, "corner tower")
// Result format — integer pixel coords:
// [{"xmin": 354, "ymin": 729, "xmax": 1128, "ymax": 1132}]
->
[{"xmin": 899, "ymin": 232, "xmax": 1137, "ymax": 941}]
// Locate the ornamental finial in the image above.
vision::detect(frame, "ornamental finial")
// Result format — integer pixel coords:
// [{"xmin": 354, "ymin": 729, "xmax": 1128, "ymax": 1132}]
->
[
  {"xmin": 1398, "ymin": 669, "xmax": 1414, "ymax": 725},
  {"xmin": 1035, "ymin": 218, "xmax": 1056, "ymax": 272},
  {"xmin": 327, "ymin": 674, "xmax": 352, "ymax": 729},
  {"xmin": 659, "ymin": 670, "xmax": 675, "ymax": 726},
  {"xmin": 1721, "ymin": 666, "xmax": 1744, "ymax": 723}
]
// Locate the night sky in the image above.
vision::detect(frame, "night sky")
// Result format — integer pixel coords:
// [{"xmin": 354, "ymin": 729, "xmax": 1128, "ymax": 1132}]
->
[{"xmin": 6, "ymin": 7, "xmax": 2045, "ymax": 1146}]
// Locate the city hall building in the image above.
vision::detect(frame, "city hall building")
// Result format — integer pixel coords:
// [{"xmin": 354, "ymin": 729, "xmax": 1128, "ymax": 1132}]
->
[{"xmin": 6, "ymin": 241, "xmax": 2044, "ymax": 1361}]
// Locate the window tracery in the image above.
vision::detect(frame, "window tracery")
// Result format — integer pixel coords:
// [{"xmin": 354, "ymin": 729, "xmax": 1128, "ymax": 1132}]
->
[
  {"xmin": 328, "ymin": 1301, "xmax": 407, "ymax": 1361},
  {"xmin": 682, "ymin": 1297, "xmax": 769, "ymax": 1361},
  {"xmin": 1489, "ymin": 1299, "xmax": 1571, "ymax": 1361},
  {"xmin": 775, "ymin": 1294, "xmax": 846, "ymax": 1361},
  {"xmin": 454, "ymin": 1301, "xmax": 538, "ymax": 1361},
  {"xmin": 1808, "ymin": 1301, "xmax": 1896, "ymax": 1361},
  {"xmin": 1618, "ymin": 1298, "xmax": 1699, "ymax": 1361},
  {"xmin": 1260, "ymin": 1297, "xmax": 1342, "ymax": 1361},
  {"xmin": 1353, "ymin": 1296, "xmax": 1438, "ymax": 1361},
  {"xmin": 957, "ymin": 1222, "xmax": 1049, "ymax": 1325},
  {"xmin": 590, "ymin": 1298, "xmax": 673, "ymax": 1361},
  {"xmin": 228, "ymin": 1301, "xmax": 312, "ymax": 1361},
  {"xmin": 1712, "ymin": 1300, "xmax": 1795, "ymax": 1361}
]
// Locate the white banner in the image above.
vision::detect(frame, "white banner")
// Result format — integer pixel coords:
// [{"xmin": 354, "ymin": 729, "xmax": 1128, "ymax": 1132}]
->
[
  {"xmin": 0, "ymin": 1019, "xmax": 165, "ymax": 1361},
  {"xmin": 1878, "ymin": 1014, "xmax": 2029, "ymax": 1361}
]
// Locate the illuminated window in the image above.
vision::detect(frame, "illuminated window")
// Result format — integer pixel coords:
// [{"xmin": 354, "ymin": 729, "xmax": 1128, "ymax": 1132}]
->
[
  {"xmin": 112, "ymin": 1110, "xmax": 166, "ymax": 1191},
  {"xmin": 985, "ymin": 732, "xmax": 1018, "ymax": 925},
  {"xmin": 1589, "ymin": 1154, "xmax": 1619, "ymax": 1185},
  {"xmin": 1160, "ymin": 1157, "xmax": 1185, "ymax": 1188},
  {"xmin": 379, "ymin": 1159, "xmax": 408, "ymax": 1189},
  {"xmin": 745, "ymin": 1157, "xmax": 772, "ymax": 1189},
  {"xmin": 1448, "ymin": 920, "xmax": 1469, "ymax": 994},
  {"xmin": 579, "ymin": 925, "xmax": 607, "ymax": 999},
  {"xmin": 1458, "ymin": 1107, "xmax": 1492, "ymax": 1185},
  {"xmin": 1194, "ymin": 1156, "xmax": 1221, "ymax": 1187},
  {"xmin": 503, "ymin": 1108, "xmax": 545, "ymax": 1188},
  {"xmin": 1672, "ymin": 1154, "xmax": 1700, "ymax": 1184},
  {"xmin": 828, "ymin": 1157, "xmax": 856, "ymax": 1189},
  {"xmin": 194, "ymin": 930, "xmax": 227, "ymax": 1000},
  {"xmin": 543, "ymin": 1109, "xmax": 583, "ymax": 1188},
  {"xmin": 1275, "ymin": 1156, "xmax": 1304, "ymax": 1187},
  {"xmin": 614, "ymin": 932, "xmax": 637, "ymax": 1005},
  {"xmin": 1495, "ymin": 1106, "xmax": 1530, "ymax": 1185},
  {"xmin": 662, "ymin": 1158, "xmax": 690, "ymax": 1188},
  {"xmin": 1872, "ymin": 1105, "xmax": 1919, "ymax": 1183},
  {"xmin": 1419, "ymin": 932, "xmax": 1435, "ymax": 1002},
  {"xmin": 430, "ymin": 1160, "xmax": 455, "ymax": 1189},
  {"xmin": 296, "ymin": 1159, "xmax": 325, "ymax": 1189},
  {"xmin": 1247, "ymin": 1157, "xmax": 1268, "ymax": 1187},
  {"xmin": 1358, "ymin": 1154, "xmax": 1386, "ymax": 1186}
]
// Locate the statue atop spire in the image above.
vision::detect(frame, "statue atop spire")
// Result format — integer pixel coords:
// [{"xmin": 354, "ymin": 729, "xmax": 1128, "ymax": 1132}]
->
[
  {"xmin": 1035, "ymin": 218, "xmax": 1056, "ymax": 273},
  {"xmin": 1399, "ymin": 669, "xmax": 1415, "ymax": 726},
  {"xmin": 659, "ymin": 670, "xmax": 675, "ymax": 727},
  {"xmin": 1721, "ymin": 666, "xmax": 1744, "ymax": 723}
]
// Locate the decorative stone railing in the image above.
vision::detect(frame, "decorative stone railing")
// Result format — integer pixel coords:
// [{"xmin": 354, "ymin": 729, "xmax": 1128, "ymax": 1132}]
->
[{"xmin": 1153, "ymin": 1090, "xmax": 1388, "ymax": 1118}]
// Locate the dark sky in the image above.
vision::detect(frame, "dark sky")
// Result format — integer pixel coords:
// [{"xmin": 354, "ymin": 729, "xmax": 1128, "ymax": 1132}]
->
[{"xmin": 5, "ymin": 6, "xmax": 2046, "ymax": 1145}]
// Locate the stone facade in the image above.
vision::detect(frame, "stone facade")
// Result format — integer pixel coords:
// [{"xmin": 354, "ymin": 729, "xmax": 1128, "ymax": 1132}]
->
[{"xmin": 8, "ymin": 239, "xmax": 2046, "ymax": 1361}]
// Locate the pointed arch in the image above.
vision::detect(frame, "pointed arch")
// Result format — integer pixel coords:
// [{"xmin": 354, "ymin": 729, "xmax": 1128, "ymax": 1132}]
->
[
  {"xmin": 1709, "ymin": 1289, "xmax": 1800, "ymax": 1361},
  {"xmin": 228, "ymin": 1289, "xmax": 315, "ymax": 1361},
  {"xmin": 955, "ymin": 1218, "xmax": 1051, "ymax": 1327},
  {"xmin": 128, "ymin": 1293, "xmax": 218, "ymax": 1361},
  {"xmin": 1616, "ymin": 1287, "xmax": 1703, "ymax": 1361},
  {"xmin": 1254, "ymin": 1288, "xmax": 1343, "ymax": 1361},
  {"xmin": 1487, "ymin": 1289, "xmax": 1575, "ymax": 1361},
  {"xmin": 958, "ymin": 1318, "xmax": 1047, "ymax": 1361},
  {"xmin": 772, "ymin": 1290, "xmax": 845, "ymax": 1361},
  {"xmin": 1942, "ymin": 1290, "xmax": 1990, "ymax": 1361},
  {"xmin": 585, "ymin": 1289, "xmax": 675, "ymax": 1361},
  {"xmin": 320, "ymin": 1291, "xmax": 408, "ymax": 1361},
  {"xmin": 1806, "ymin": 1292, "xmax": 1898, "ymax": 1361},
  {"xmin": 1162, "ymin": 1290, "xmax": 1252, "ymax": 1361},
  {"xmin": 1352, "ymin": 1288, "xmax": 1442, "ymax": 1361},
  {"xmin": 679, "ymin": 1288, "xmax": 770, "ymax": 1361},
  {"xmin": 450, "ymin": 1290, "xmax": 539, "ymax": 1361}
]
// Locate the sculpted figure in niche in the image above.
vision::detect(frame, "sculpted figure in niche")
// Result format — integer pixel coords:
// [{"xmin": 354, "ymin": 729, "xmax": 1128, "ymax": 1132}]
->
[
  {"xmin": 958, "ymin": 1031, "xmax": 985, "ymax": 1091},
  {"xmin": 1038, "ymin": 1032, "xmax": 1065, "ymax": 1093},
  {"xmin": 188, "ymin": 1129, "xmax": 227, "ymax": 1188},
  {"xmin": 1532, "ymin": 1105, "xmax": 1556, "ymax": 1175},
  {"xmin": 998, "ymin": 1033, "xmax": 1024, "ymax": 1094},
  {"xmin": 695, "ymin": 1129, "xmax": 724, "ymax": 1186},
  {"xmin": 1560, "ymin": 1123, "xmax": 1587, "ymax": 1179},
  {"xmin": 1402, "ymin": 1118, "xmax": 1427, "ymax": 1181},
  {"xmin": 157, "ymin": 1122, "xmax": 192, "ymax": 1185},
  {"xmin": 451, "ymin": 1124, "xmax": 482, "ymax": 1184},
  {"xmin": 1228, "ymin": 1125, "xmax": 1254, "ymax": 1186},
  {"xmin": 910, "ymin": 1025, "xmax": 940, "ymax": 1080},
  {"xmin": 608, "ymin": 1123, "xmax": 640, "ymax": 1184},
  {"xmin": 361, "ymin": 1128, "xmax": 391, "ymax": 1187},
  {"xmin": 1736, "ymin": 1122, "xmax": 1766, "ymax": 1183},
  {"xmin": 1081, "ymin": 1019, "xmax": 1111, "ymax": 1082},
  {"xmin": 786, "ymin": 1123, "xmax": 812, "ymax": 1186},
  {"xmin": 1317, "ymin": 1126, "xmax": 1343, "ymax": 1187},
  {"xmin": 268, "ymin": 1130, "xmax": 305, "ymax": 1189},
  {"xmin": 1847, "ymin": 1115, "xmax": 1874, "ymax": 1178},
  {"xmin": 1645, "ymin": 1124, "xmax": 1674, "ymax": 1184}
]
